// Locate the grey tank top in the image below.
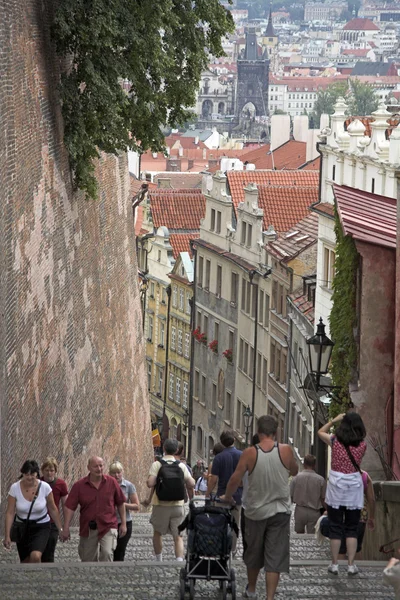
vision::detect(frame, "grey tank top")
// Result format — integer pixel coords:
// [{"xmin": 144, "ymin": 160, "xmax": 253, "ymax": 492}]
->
[{"xmin": 245, "ymin": 442, "xmax": 291, "ymax": 521}]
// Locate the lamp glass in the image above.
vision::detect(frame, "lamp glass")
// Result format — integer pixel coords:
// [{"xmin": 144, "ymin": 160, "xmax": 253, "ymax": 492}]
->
[{"xmin": 243, "ymin": 406, "xmax": 253, "ymax": 430}]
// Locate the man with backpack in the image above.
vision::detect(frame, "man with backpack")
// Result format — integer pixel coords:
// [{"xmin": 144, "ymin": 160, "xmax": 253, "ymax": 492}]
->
[{"xmin": 147, "ymin": 438, "xmax": 195, "ymax": 561}]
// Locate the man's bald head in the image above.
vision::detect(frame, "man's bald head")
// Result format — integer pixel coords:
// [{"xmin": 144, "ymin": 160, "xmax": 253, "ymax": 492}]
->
[{"xmin": 87, "ymin": 456, "xmax": 104, "ymax": 480}]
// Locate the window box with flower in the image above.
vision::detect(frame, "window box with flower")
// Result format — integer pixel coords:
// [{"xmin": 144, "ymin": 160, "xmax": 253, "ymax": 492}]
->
[
  {"xmin": 222, "ymin": 348, "xmax": 233, "ymax": 364},
  {"xmin": 208, "ymin": 339, "xmax": 218, "ymax": 354}
]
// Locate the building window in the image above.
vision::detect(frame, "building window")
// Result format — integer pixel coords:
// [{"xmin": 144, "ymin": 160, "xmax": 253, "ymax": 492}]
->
[
  {"xmin": 264, "ymin": 294, "xmax": 270, "ymax": 327},
  {"xmin": 241, "ymin": 222, "xmax": 247, "ymax": 245},
  {"xmin": 203, "ymin": 314, "xmax": 208, "ymax": 339},
  {"xmin": 197, "ymin": 426, "xmax": 203, "ymax": 454},
  {"xmin": 270, "ymin": 341, "xmax": 276, "ymax": 377},
  {"xmin": 332, "ymin": 165, "xmax": 336, "ymax": 181},
  {"xmin": 246, "ymin": 223, "xmax": 252, "ymax": 247},
  {"xmin": 225, "ymin": 391, "xmax": 232, "ymax": 422},
  {"xmin": 158, "ymin": 367, "xmax": 164, "ymax": 395},
  {"xmin": 272, "ymin": 280, "xmax": 278, "ymax": 310},
  {"xmin": 205, "ymin": 259, "xmax": 211, "ymax": 290},
  {"xmin": 249, "ymin": 346, "xmax": 254, "ymax": 378},
  {"xmin": 201, "ymin": 374, "xmax": 207, "ymax": 404},
  {"xmin": 216, "ymin": 265, "xmax": 222, "ymax": 297},
  {"xmin": 178, "ymin": 329, "xmax": 183, "ymax": 354},
  {"xmin": 323, "ymin": 247, "xmax": 336, "ymax": 290},
  {"xmin": 171, "ymin": 326, "xmax": 176, "ymax": 350},
  {"xmin": 148, "ymin": 316, "xmax": 153, "ymax": 342},
  {"xmin": 183, "ymin": 381, "xmax": 188, "ymax": 408},
  {"xmin": 214, "ymin": 321, "xmax": 220, "ymax": 344},
  {"xmin": 159, "ymin": 322, "xmax": 165, "ymax": 347},
  {"xmin": 246, "ymin": 281, "xmax": 251, "ymax": 314},
  {"xmin": 169, "ymin": 373, "xmax": 174, "ymax": 400},
  {"xmin": 211, "ymin": 208, "xmax": 216, "ymax": 231},
  {"xmin": 184, "ymin": 332, "xmax": 190, "ymax": 358},
  {"xmin": 216, "ymin": 211, "xmax": 222, "ymax": 234},
  {"xmin": 179, "ymin": 289, "xmax": 184, "ymax": 311},
  {"xmin": 186, "ymin": 292, "xmax": 191, "ymax": 315},
  {"xmin": 176, "ymin": 377, "xmax": 181, "ymax": 404},
  {"xmin": 161, "ymin": 287, "xmax": 167, "ymax": 304},
  {"xmin": 241, "ymin": 277, "xmax": 246, "ymax": 311},
  {"xmin": 231, "ymin": 272, "xmax": 238, "ymax": 305},
  {"xmin": 197, "ymin": 310, "xmax": 202, "ymax": 328},
  {"xmin": 371, "ymin": 178, "xmax": 375, "ymax": 194},
  {"xmin": 276, "ymin": 345, "xmax": 281, "ymax": 382},
  {"xmin": 211, "ymin": 382, "xmax": 217, "ymax": 412},
  {"xmin": 228, "ymin": 330, "xmax": 234, "ymax": 354},
  {"xmin": 281, "ymin": 352, "xmax": 287, "ymax": 386},
  {"xmin": 198, "ymin": 255, "xmax": 204, "ymax": 287},
  {"xmin": 256, "ymin": 352, "xmax": 262, "ymax": 386},
  {"xmin": 244, "ymin": 341, "xmax": 249, "ymax": 375},
  {"xmin": 236, "ymin": 399, "xmax": 242, "ymax": 431},
  {"xmin": 172, "ymin": 285, "xmax": 178, "ymax": 307},
  {"xmin": 239, "ymin": 337, "xmax": 244, "ymax": 371},
  {"xmin": 194, "ymin": 369, "xmax": 200, "ymax": 398},
  {"xmin": 262, "ymin": 357, "xmax": 268, "ymax": 391},
  {"xmin": 147, "ymin": 362, "xmax": 152, "ymax": 390},
  {"xmin": 258, "ymin": 290, "xmax": 264, "ymax": 324},
  {"xmin": 150, "ymin": 282, "xmax": 155, "ymax": 298}
]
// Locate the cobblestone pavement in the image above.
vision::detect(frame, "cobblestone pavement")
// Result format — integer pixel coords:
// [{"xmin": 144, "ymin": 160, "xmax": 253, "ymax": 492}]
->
[{"xmin": 0, "ymin": 514, "xmax": 394, "ymax": 599}]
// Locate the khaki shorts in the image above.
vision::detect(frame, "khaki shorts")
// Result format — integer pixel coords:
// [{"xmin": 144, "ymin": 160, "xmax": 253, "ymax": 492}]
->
[
  {"xmin": 150, "ymin": 505, "xmax": 184, "ymax": 536},
  {"xmin": 244, "ymin": 512, "xmax": 290, "ymax": 573}
]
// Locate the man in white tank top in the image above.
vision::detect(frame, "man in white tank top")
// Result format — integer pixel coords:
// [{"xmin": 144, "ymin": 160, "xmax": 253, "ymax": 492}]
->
[{"xmin": 222, "ymin": 415, "xmax": 298, "ymax": 600}]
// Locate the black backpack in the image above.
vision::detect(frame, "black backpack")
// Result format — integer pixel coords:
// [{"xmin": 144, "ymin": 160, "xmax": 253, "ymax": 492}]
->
[{"xmin": 156, "ymin": 459, "xmax": 185, "ymax": 502}]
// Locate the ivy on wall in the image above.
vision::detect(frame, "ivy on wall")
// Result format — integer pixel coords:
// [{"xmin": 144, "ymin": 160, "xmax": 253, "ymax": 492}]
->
[
  {"xmin": 329, "ymin": 206, "xmax": 359, "ymax": 415},
  {"xmin": 52, "ymin": 0, "xmax": 234, "ymax": 198}
]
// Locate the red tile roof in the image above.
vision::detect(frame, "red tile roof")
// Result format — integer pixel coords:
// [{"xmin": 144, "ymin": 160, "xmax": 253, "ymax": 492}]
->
[
  {"xmin": 153, "ymin": 173, "xmax": 203, "ymax": 189},
  {"xmin": 343, "ymin": 18, "xmax": 379, "ymax": 31},
  {"xmin": 148, "ymin": 189, "xmax": 206, "ymax": 232},
  {"xmin": 345, "ymin": 115, "xmax": 400, "ymax": 138},
  {"xmin": 240, "ymin": 140, "xmax": 308, "ymax": 170},
  {"xmin": 266, "ymin": 212, "xmax": 319, "ymax": 260},
  {"xmin": 258, "ymin": 185, "xmax": 319, "ymax": 233},
  {"xmin": 333, "ymin": 184, "xmax": 396, "ymax": 249},
  {"xmin": 227, "ymin": 170, "xmax": 319, "ymax": 207},
  {"xmin": 169, "ymin": 233, "xmax": 199, "ymax": 258},
  {"xmin": 312, "ymin": 202, "xmax": 335, "ymax": 218},
  {"xmin": 342, "ymin": 49, "xmax": 370, "ymax": 56},
  {"xmin": 166, "ymin": 135, "xmax": 207, "ymax": 150},
  {"xmin": 289, "ymin": 292, "xmax": 315, "ymax": 325},
  {"xmin": 130, "ymin": 177, "xmax": 156, "ymax": 197},
  {"xmin": 300, "ymin": 156, "xmax": 321, "ymax": 170}
]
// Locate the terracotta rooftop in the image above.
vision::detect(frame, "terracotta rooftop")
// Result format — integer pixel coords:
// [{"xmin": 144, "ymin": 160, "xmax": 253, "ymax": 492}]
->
[
  {"xmin": 153, "ymin": 173, "xmax": 203, "ymax": 189},
  {"xmin": 266, "ymin": 212, "xmax": 319, "ymax": 260},
  {"xmin": 240, "ymin": 140, "xmax": 309, "ymax": 170},
  {"xmin": 227, "ymin": 170, "xmax": 319, "ymax": 207},
  {"xmin": 165, "ymin": 135, "xmax": 207, "ymax": 150},
  {"xmin": 333, "ymin": 184, "xmax": 396, "ymax": 249},
  {"xmin": 342, "ymin": 48, "xmax": 370, "ymax": 56},
  {"xmin": 345, "ymin": 115, "xmax": 400, "ymax": 138},
  {"xmin": 343, "ymin": 18, "xmax": 379, "ymax": 31},
  {"xmin": 300, "ymin": 156, "xmax": 321, "ymax": 170},
  {"xmin": 148, "ymin": 189, "xmax": 206, "ymax": 232},
  {"xmin": 257, "ymin": 186, "xmax": 318, "ymax": 234},
  {"xmin": 169, "ymin": 233, "xmax": 199, "ymax": 258},
  {"xmin": 312, "ymin": 202, "xmax": 335, "ymax": 218},
  {"xmin": 289, "ymin": 292, "xmax": 315, "ymax": 325},
  {"xmin": 130, "ymin": 177, "xmax": 156, "ymax": 197},
  {"xmin": 193, "ymin": 238, "xmax": 256, "ymax": 272}
]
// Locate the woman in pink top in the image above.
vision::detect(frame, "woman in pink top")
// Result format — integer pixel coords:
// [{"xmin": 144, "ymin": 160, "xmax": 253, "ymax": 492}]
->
[{"xmin": 318, "ymin": 412, "xmax": 367, "ymax": 576}]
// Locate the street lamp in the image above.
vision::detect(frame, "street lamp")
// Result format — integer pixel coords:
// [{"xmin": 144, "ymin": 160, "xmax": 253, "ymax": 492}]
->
[
  {"xmin": 306, "ymin": 318, "xmax": 335, "ymax": 390},
  {"xmin": 243, "ymin": 405, "xmax": 253, "ymax": 448}
]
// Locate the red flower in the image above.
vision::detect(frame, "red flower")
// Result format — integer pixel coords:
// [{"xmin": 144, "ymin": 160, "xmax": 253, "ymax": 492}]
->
[
  {"xmin": 208, "ymin": 339, "xmax": 218, "ymax": 353},
  {"xmin": 223, "ymin": 348, "xmax": 233, "ymax": 362}
]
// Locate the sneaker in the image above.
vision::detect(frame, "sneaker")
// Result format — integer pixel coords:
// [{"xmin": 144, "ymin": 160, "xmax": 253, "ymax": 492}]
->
[
  {"xmin": 176, "ymin": 557, "xmax": 184, "ymax": 562},
  {"xmin": 348, "ymin": 565, "xmax": 359, "ymax": 576},
  {"xmin": 328, "ymin": 564, "xmax": 339, "ymax": 575},
  {"xmin": 243, "ymin": 585, "xmax": 258, "ymax": 598}
]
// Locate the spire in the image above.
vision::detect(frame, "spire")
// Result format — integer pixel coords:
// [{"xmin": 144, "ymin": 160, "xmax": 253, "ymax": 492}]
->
[{"xmin": 265, "ymin": 4, "xmax": 275, "ymax": 37}]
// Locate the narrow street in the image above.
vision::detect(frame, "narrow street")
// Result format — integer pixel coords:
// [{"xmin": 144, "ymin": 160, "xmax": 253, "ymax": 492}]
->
[{"xmin": 0, "ymin": 514, "xmax": 393, "ymax": 599}]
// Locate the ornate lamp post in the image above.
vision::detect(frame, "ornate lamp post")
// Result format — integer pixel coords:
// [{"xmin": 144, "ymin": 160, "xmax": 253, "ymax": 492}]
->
[
  {"xmin": 243, "ymin": 405, "xmax": 254, "ymax": 448},
  {"xmin": 306, "ymin": 318, "xmax": 335, "ymax": 390}
]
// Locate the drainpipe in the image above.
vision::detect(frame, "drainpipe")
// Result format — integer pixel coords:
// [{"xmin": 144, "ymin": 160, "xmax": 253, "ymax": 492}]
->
[
  {"xmin": 249, "ymin": 270, "xmax": 259, "ymax": 436},
  {"xmin": 162, "ymin": 285, "xmax": 172, "ymax": 431},
  {"xmin": 188, "ymin": 242, "xmax": 197, "ymax": 465}
]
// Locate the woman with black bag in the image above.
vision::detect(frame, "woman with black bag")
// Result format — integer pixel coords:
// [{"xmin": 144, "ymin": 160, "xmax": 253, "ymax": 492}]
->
[
  {"xmin": 318, "ymin": 412, "xmax": 367, "ymax": 577},
  {"xmin": 3, "ymin": 459, "xmax": 64, "ymax": 562}
]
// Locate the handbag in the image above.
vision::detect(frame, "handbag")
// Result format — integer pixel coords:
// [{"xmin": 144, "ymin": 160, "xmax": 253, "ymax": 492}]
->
[{"xmin": 10, "ymin": 482, "xmax": 42, "ymax": 543}]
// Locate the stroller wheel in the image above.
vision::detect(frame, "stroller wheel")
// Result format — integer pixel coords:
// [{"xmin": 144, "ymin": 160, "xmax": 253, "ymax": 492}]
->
[
  {"xmin": 230, "ymin": 568, "xmax": 236, "ymax": 581},
  {"xmin": 221, "ymin": 580, "xmax": 228, "ymax": 600},
  {"xmin": 230, "ymin": 579, "xmax": 236, "ymax": 600},
  {"xmin": 189, "ymin": 578, "xmax": 195, "ymax": 600}
]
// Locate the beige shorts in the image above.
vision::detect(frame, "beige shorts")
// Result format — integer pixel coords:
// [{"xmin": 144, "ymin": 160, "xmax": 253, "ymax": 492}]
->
[
  {"xmin": 150, "ymin": 505, "xmax": 184, "ymax": 536},
  {"xmin": 244, "ymin": 512, "xmax": 290, "ymax": 573}
]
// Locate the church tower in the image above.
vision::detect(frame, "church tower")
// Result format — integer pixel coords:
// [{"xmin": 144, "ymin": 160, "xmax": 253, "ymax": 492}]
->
[{"xmin": 236, "ymin": 26, "xmax": 269, "ymax": 119}]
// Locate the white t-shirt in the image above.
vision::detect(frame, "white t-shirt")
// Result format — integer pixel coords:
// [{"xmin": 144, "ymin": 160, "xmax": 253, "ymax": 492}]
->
[{"xmin": 9, "ymin": 481, "xmax": 52, "ymax": 522}]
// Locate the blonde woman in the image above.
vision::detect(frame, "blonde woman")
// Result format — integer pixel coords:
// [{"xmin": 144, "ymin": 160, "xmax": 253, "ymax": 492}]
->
[
  {"xmin": 109, "ymin": 462, "xmax": 139, "ymax": 561},
  {"xmin": 40, "ymin": 457, "xmax": 68, "ymax": 562}
]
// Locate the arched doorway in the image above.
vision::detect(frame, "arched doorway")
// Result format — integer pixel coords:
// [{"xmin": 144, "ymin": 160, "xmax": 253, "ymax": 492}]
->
[
  {"xmin": 241, "ymin": 101, "xmax": 256, "ymax": 119},
  {"xmin": 218, "ymin": 101, "xmax": 225, "ymax": 115},
  {"xmin": 170, "ymin": 417, "xmax": 178, "ymax": 439},
  {"xmin": 202, "ymin": 99, "xmax": 213, "ymax": 118}
]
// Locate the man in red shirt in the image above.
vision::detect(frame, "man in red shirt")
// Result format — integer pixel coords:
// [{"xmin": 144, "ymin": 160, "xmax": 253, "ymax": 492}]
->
[{"xmin": 63, "ymin": 456, "xmax": 127, "ymax": 562}]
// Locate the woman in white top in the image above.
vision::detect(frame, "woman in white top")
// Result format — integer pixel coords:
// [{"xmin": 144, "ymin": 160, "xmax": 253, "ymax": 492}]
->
[{"xmin": 3, "ymin": 459, "xmax": 63, "ymax": 562}]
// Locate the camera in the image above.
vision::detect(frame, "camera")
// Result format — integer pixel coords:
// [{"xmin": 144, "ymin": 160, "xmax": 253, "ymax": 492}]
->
[{"xmin": 88, "ymin": 520, "xmax": 97, "ymax": 530}]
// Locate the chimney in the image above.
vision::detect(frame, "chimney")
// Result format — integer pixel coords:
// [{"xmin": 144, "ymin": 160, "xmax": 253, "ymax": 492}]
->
[
  {"xmin": 202, "ymin": 148, "xmax": 207, "ymax": 160},
  {"xmin": 263, "ymin": 225, "xmax": 277, "ymax": 243},
  {"xmin": 166, "ymin": 157, "xmax": 181, "ymax": 172},
  {"xmin": 194, "ymin": 136, "xmax": 199, "ymax": 145},
  {"xmin": 188, "ymin": 158, "xmax": 194, "ymax": 170},
  {"xmin": 157, "ymin": 178, "xmax": 172, "ymax": 189},
  {"xmin": 208, "ymin": 158, "xmax": 219, "ymax": 171},
  {"xmin": 178, "ymin": 146, "xmax": 183, "ymax": 157}
]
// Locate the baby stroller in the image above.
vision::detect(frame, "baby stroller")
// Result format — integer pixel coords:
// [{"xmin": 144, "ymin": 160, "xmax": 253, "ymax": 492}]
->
[{"xmin": 178, "ymin": 498, "xmax": 237, "ymax": 600}]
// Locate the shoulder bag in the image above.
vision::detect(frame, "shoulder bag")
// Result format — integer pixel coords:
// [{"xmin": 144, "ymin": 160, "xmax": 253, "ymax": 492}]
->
[
  {"xmin": 10, "ymin": 482, "xmax": 42, "ymax": 543},
  {"xmin": 344, "ymin": 446, "xmax": 362, "ymax": 474}
]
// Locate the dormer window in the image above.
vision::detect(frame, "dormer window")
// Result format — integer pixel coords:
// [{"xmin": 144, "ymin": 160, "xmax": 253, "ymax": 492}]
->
[
  {"xmin": 247, "ymin": 224, "xmax": 253, "ymax": 248},
  {"xmin": 216, "ymin": 211, "xmax": 222, "ymax": 234},
  {"xmin": 241, "ymin": 222, "xmax": 247, "ymax": 245}
]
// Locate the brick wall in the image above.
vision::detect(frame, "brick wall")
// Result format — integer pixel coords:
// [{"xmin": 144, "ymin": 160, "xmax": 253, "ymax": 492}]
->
[{"xmin": 0, "ymin": 0, "xmax": 153, "ymax": 521}]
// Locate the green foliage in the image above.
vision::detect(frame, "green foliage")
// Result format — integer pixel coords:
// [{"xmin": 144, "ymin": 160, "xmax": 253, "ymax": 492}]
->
[
  {"xmin": 52, "ymin": 0, "xmax": 234, "ymax": 198},
  {"xmin": 329, "ymin": 207, "xmax": 359, "ymax": 415},
  {"xmin": 348, "ymin": 78, "xmax": 379, "ymax": 117},
  {"xmin": 310, "ymin": 82, "xmax": 348, "ymax": 129}
]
